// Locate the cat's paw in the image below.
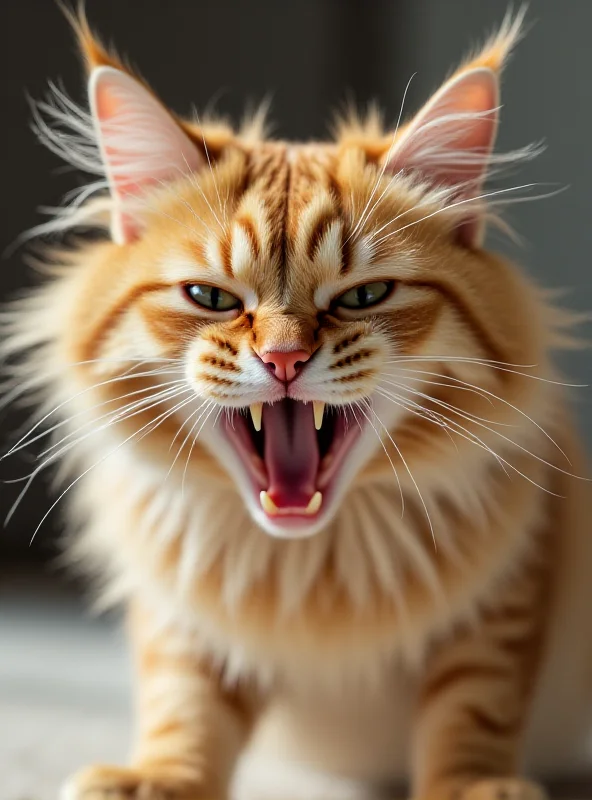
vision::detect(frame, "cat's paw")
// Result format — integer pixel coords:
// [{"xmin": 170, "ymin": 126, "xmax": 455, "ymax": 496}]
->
[
  {"xmin": 459, "ymin": 778, "xmax": 547, "ymax": 800},
  {"xmin": 60, "ymin": 764, "xmax": 212, "ymax": 800}
]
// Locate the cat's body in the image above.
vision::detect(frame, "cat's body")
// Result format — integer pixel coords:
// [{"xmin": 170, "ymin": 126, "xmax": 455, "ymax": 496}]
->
[
  {"xmin": 72, "ymin": 421, "xmax": 592, "ymax": 800},
  {"xmin": 4, "ymin": 9, "xmax": 591, "ymax": 800}
]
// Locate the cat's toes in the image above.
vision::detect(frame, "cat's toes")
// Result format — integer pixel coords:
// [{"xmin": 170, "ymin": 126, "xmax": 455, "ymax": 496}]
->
[
  {"xmin": 60, "ymin": 764, "xmax": 209, "ymax": 800},
  {"xmin": 460, "ymin": 778, "xmax": 547, "ymax": 800}
]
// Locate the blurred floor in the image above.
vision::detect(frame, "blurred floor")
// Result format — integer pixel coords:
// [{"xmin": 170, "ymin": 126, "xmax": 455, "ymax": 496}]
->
[
  {"xmin": 1, "ymin": 572, "xmax": 590, "ymax": 800},
  {"xmin": 0, "ymin": 572, "xmax": 131, "ymax": 800}
]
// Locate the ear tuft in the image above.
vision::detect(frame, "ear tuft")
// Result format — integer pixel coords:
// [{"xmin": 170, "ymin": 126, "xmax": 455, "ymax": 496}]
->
[
  {"xmin": 379, "ymin": 9, "xmax": 532, "ymax": 248},
  {"xmin": 462, "ymin": 5, "xmax": 528, "ymax": 75},
  {"xmin": 59, "ymin": 1, "xmax": 127, "ymax": 73}
]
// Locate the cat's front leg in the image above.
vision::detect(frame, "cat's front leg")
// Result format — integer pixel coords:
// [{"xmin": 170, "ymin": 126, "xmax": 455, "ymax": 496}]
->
[
  {"xmin": 62, "ymin": 600, "xmax": 255, "ymax": 800},
  {"xmin": 409, "ymin": 553, "xmax": 550, "ymax": 800}
]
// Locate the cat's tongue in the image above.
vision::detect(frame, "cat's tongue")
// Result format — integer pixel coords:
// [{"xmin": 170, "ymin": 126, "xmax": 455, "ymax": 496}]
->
[{"xmin": 263, "ymin": 400, "xmax": 319, "ymax": 509}]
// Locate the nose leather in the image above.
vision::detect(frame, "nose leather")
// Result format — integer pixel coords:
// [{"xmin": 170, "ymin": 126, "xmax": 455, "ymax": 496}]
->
[{"xmin": 260, "ymin": 350, "xmax": 310, "ymax": 382}]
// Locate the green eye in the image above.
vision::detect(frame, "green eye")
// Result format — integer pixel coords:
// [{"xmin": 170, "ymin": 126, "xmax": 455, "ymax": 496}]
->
[
  {"xmin": 185, "ymin": 284, "xmax": 241, "ymax": 312},
  {"xmin": 335, "ymin": 281, "xmax": 392, "ymax": 310}
]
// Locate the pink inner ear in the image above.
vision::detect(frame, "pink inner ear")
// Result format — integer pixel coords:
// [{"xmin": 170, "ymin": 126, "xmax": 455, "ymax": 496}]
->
[
  {"xmin": 386, "ymin": 67, "xmax": 499, "ymax": 195},
  {"xmin": 89, "ymin": 66, "xmax": 203, "ymax": 245}
]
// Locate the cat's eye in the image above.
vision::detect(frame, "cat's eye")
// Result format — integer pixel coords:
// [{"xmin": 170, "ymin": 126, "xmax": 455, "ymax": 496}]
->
[
  {"xmin": 335, "ymin": 281, "xmax": 393, "ymax": 310},
  {"xmin": 184, "ymin": 284, "xmax": 241, "ymax": 312}
]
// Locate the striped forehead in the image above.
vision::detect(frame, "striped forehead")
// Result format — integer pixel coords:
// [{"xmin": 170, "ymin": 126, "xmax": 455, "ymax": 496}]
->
[{"xmin": 169, "ymin": 144, "xmax": 373, "ymax": 294}]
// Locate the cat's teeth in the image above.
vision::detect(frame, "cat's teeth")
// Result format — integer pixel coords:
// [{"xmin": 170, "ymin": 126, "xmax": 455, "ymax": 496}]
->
[
  {"xmin": 259, "ymin": 491, "xmax": 279, "ymax": 515},
  {"xmin": 249, "ymin": 403, "xmax": 263, "ymax": 431},
  {"xmin": 313, "ymin": 401, "xmax": 325, "ymax": 430},
  {"xmin": 304, "ymin": 491, "xmax": 323, "ymax": 515}
]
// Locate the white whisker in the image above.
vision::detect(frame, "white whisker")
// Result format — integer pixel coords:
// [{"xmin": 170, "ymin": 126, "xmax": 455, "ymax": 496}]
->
[
  {"xmin": 2, "ymin": 366, "xmax": 184, "ymax": 460},
  {"xmin": 182, "ymin": 401, "xmax": 220, "ymax": 495},
  {"xmin": 351, "ymin": 401, "xmax": 405, "ymax": 518},
  {"xmin": 388, "ymin": 365, "xmax": 572, "ymax": 465},
  {"xmin": 361, "ymin": 397, "xmax": 437, "ymax": 546},
  {"xmin": 344, "ymin": 72, "xmax": 416, "ymax": 245},
  {"xmin": 6, "ymin": 380, "xmax": 187, "ymax": 459},
  {"xmin": 371, "ymin": 183, "xmax": 541, "ymax": 246},
  {"xmin": 27, "ymin": 392, "xmax": 196, "ymax": 544}
]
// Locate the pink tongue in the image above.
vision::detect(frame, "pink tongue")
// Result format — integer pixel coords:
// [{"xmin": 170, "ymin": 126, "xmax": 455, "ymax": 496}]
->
[{"xmin": 263, "ymin": 400, "xmax": 319, "ymax": 508}]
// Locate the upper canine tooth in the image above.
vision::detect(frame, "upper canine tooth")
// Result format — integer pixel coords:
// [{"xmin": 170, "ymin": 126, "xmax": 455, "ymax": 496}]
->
[
  {"xmin": 250, "ymin": 403, "xmax": 263, "ymax": 431},
  {"xmin": 313, "ymin": 401, "xmax": 325, "ymax": 431},
  {"xmin": 304, "ymin": 491, "xmax": 322, "ymax": 515},
  {"xmin": 260, "ymin": 491, "xmax": 279, "ymax": 515}
]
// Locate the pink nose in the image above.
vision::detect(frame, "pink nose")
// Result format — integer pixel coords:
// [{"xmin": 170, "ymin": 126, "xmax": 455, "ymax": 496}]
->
[{"xmin": 260, "ymin": 349, "xmax": 310, "ymax": 382}]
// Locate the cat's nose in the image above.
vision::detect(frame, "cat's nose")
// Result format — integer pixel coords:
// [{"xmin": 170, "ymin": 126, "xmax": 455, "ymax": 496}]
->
[{"xmin": 259, "ymin": 349, "xmax": 311, "ymax": 382}]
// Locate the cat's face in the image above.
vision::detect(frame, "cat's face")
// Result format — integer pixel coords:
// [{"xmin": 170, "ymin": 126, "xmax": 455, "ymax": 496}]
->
[
  {"xmin": 30, "ymin": 16, "xmax": 539, "ymax": 539},
  {"xmin": 148, "ymin": 144, "xmax": 448, "ymax": 538}
]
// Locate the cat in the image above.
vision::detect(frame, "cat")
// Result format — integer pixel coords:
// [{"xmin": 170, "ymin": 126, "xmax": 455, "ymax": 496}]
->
[{"xmin": 3, "ymin": 6, "xmax": 592, "ymax": 800}]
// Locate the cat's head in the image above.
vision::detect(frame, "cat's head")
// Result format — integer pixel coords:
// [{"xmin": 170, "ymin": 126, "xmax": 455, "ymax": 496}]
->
[{"xmin": 17, "ymin": 10, "xmax": 550, "ymax": 539}]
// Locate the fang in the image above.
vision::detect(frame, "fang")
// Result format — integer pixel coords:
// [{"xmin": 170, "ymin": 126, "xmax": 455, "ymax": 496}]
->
[
  {"xmin": 260, "ymin": 490, "xmax": 279, "ymax": 515},
  {"xmin": 304, "ymin": 491, "xmax": 322, "ymax": 515},
  {"xmin": 250, "ymin": 403, "xmax": 263, "ymax": 431},
  {"xmin": 313, "ymin": 401, "xmax": 325, "ymax": 430}
]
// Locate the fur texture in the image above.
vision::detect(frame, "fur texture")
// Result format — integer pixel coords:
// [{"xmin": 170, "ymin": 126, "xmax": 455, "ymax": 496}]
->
[{"xmin": 3, "ymin": 8, "xmax": 591, "ymax": 800}]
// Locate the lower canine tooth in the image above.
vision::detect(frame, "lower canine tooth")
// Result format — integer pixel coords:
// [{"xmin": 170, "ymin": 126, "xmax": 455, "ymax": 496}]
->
[
  {"xmin": 260, "ymin": 491, "xmax": 279, "ymax": 515},
  {"xmin": 250, "ymin": 403, "xmax": 263, "ymax": 431},
  {"xmin": 313, "ymin": 401, "xmax": 325, "ymax": 430},
  {"xmin": 304, "ymin": 491, "xmax": 322, "ymax": 515}
]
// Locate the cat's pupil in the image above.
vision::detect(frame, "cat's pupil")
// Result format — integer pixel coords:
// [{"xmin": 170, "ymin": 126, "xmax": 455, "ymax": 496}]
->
[
  {"xmin": 357, "ymin": 285, "xmax": 368, "ymax": 307},
  {"xmin": 210, "ymin": 287, "xmax": 219, "ymax": 310}
]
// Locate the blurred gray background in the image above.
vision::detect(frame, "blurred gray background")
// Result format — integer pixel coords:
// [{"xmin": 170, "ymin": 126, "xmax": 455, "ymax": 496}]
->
[{"xmin": 0, "ymin": 1, "xmax": 590, "ymax": 796}]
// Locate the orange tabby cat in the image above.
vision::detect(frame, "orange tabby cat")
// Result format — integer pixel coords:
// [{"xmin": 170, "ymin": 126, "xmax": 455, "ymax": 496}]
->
[{"xmin": 4, "ymin": 8, "xmax": 591, "ymax": 800}]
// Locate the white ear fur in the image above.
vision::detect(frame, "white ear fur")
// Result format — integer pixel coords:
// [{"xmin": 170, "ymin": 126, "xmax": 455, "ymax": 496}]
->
[
  {"xmin": 385, "ymin": 67, "xmax": 499, "ymax": 246},
  {"xmin": 89, "ymin": 66, "xmax": 203, "ymax": 244}
]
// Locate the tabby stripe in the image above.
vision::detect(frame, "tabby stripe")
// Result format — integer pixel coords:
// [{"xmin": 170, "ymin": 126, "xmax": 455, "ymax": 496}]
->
[
  {"xmin": 464, "ymin": 705, "xmax": 521, "ymax": 738},
  {"xmin": 421, "ymin": 663, "xmax": 508, "ymax": 706},
  {"xmin": 340, "ymin": 222, "xmax": 353, "ymax": 274},
  {"xmin": 307, "ymin": 210, "xmax": 337, "ymax": 261},
  {"xmin": 236, "ymin": 215, "xmax": 261, "ymax": 261},
  {"xmin": 405, "ymin": 279, "xmax": 507, "ymax": 365},
  {"xmin": 219, "ymin": 231, "xmax": 233, "ymax": 277},
  {"xmin": 83, "ymin": 282, "xmax": 174, "ymax": 361}
]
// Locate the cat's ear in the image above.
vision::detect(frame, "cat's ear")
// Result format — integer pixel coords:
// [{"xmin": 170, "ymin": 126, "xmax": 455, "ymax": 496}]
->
[
  {"xmin": 89, "ymin": 66, "xmax": 204, "ymax": 244},
  {"xmin": 385, "ymin": 67, "xmax": 499, "ymax": 196},
  {"xmin": 381, "ymin": 11, "xmax": 525, "ymax": 247},
  {"xmin": 383, "ymin": 67, "xmax": 498, "ymax": 247}
]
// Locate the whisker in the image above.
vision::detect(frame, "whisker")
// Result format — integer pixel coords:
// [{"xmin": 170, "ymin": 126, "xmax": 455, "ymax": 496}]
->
[
  {"xmin": 26, "ymin": 392, "xmax": 196, "ymax": 544},
  {"xmin": 361, "ymin": 397, "xmax": 438, "ymax": 546},
  {"xmin": 375, "ymin": 386, "xmax": 508, "ymax": 476},
  {"xmin": 371, "ymin": 183, "xmax": 543, "ymax": 246},
  {"xmin": 351, "ymin": 401, "xmax": 405, "ymax": 518},
  {"xmin": 388, "ymin": 379, "xmax": 583, "ymax": 480},
  {"xmin": 2, "ymin": 366, "xmax": 184, "ymax": 460},
  {"xmin": 385, "ymin": 356, "xmax": 587, "ymax": 387},
  {"xmin": 375, "ymin": 386, "xmax": 564, "ymax": 496},
  {"xmin": 385, "ymin": 368, "xmax": 495, "ymax": 405},
  {"xmin": 167, "ymin": 398, "xmax": 213, "ymax": 480},
  {"xmin": 389, "ymin": 365, "xmax": 572, "ymax": 465},
  {"xmin": 381, "ymin": 377, "xmax": 511, "ymax": 428},
  {"xmin": 37, "ymin": 383, "xmax": 188, "ymax": 461},
  {"xmin": 182, "ymin": 402, "xmax": 221, "ymax": 495},
  {"xmin": 190, "ymin": 117, "xmax": 227, "ymax": 223},
  {"xmin": 5, "ymin": 380, "xmax": 187, "ymax": 459},
  {"xmin": 344, "ymin": 72, "xmax": 416, "ymax": 245},
  {"xmin": 4, "ymin": 387, "xmax": 192, "ymax": 526},
  {"xmin": 179, "ymin": 154, "xmax": 226, "ymax": 234}
]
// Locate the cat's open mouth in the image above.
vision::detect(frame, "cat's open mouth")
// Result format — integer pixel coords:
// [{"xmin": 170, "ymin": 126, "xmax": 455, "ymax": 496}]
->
[{"xmin": 223, "ymin": 399, "xmax": 362, "ymax": 524}]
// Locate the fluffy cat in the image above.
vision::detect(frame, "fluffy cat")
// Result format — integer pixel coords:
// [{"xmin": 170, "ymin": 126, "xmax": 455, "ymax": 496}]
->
[{"xmin": 3, "ymin": 8, "xmax": 591, "ymax": 800}]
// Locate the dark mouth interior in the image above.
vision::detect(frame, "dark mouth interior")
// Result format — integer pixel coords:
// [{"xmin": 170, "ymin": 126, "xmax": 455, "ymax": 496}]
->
[
  {"xmin": 223, "ymin": 398, "xmax": 361, "ymax": 517},
  {"xmin": 247, "ymin": 399, "xmax": 337, "ymax": 460}
]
